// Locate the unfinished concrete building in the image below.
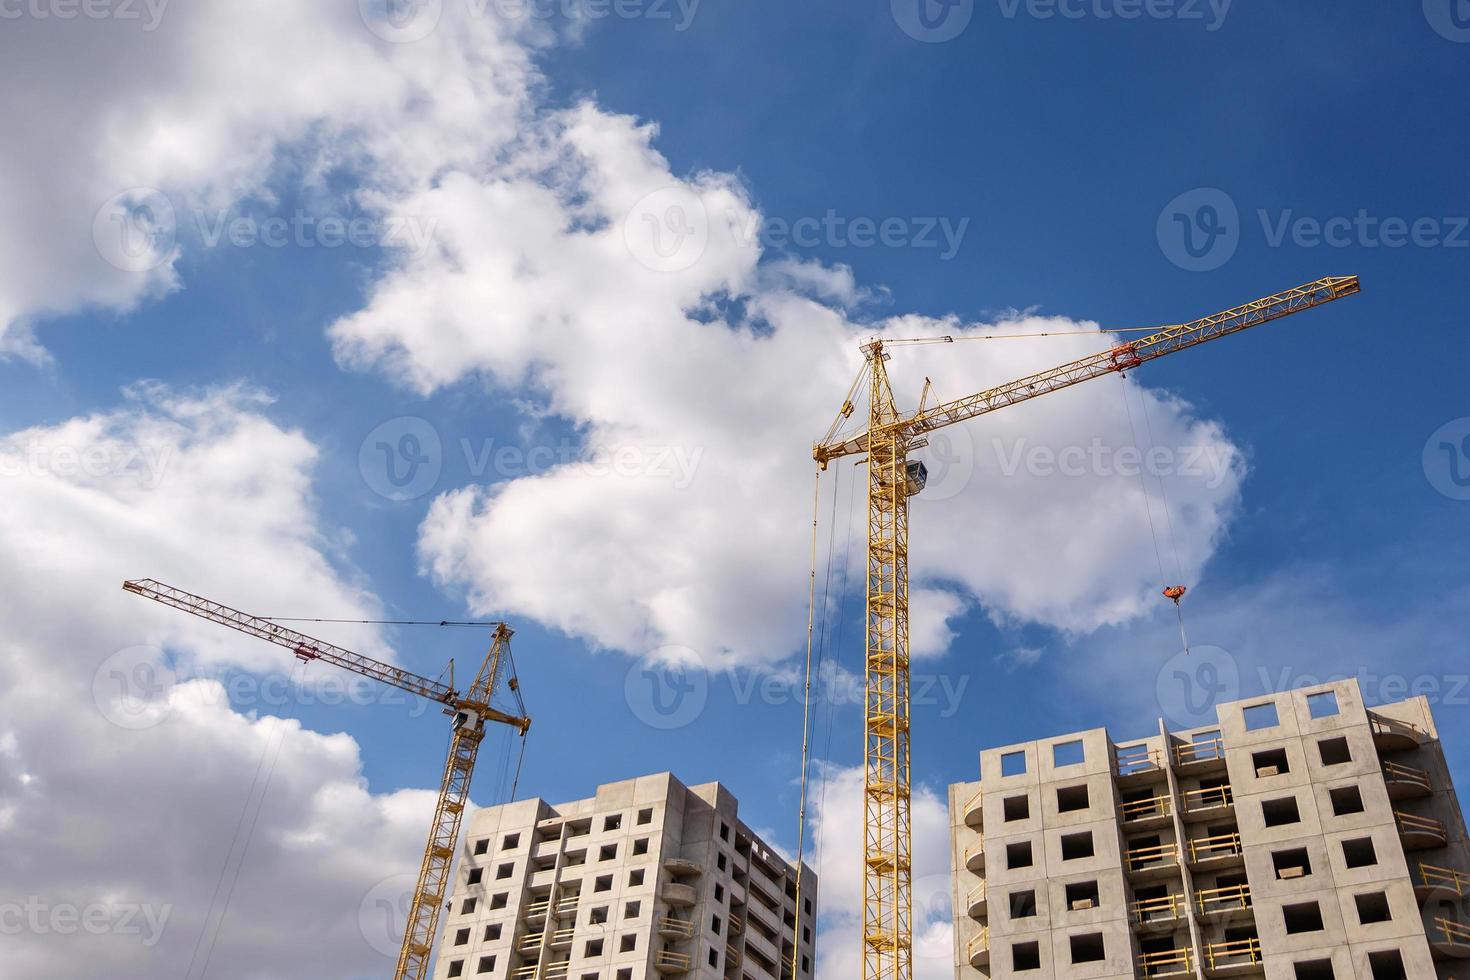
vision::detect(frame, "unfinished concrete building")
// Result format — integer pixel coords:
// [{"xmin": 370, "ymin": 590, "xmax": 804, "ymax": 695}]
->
[
  {"xmin": 432, "ymin": 772, "xmax": 817, "ymax": 980},
  {"xmin": 949, "ymin": 679, "xmax": 1470, "ymax": 979}
]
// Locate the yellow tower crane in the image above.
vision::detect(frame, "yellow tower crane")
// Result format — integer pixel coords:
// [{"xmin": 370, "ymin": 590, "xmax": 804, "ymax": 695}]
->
[
  {"xmin": 122, "ymin": 578, "xmax": 531, "ymax": 980},
  {"xmin": 811, "ymin": 275, "xmax": 1361, "ymax": 980}
]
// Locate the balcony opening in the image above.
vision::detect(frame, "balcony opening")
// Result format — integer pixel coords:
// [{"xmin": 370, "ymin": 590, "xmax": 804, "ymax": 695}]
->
[
  {"xmin": 1330, "ymin": 785, "xmax": 1365, "ymax": 816},
  {"xmin": 1121, "ymin": 788, "xmax": 1164, "ymax": 820},
  {"xmin": 1343, "ymin": 836, "xmax": 1378, "ymax": 868},
  {"xmin": 1053, "ymin": 739, "xmax": 1085, "ymax": 767},
  {"xmin": 1319, "ymin": 737, "xmax": 1352, "ymax": 766},
  {"xmin": 1006, "ymin": 841, "xmax": 1033, "ymax": 870},
  {"xmin": 1307, "ymin": 690, "xmax": 1340, "ymax": 719},
  {"xmin": 1283, "ymin": 901, "xmax": 1325, "ymax": 934},
  {"xmin": 1252, "ymin": 748, "xmax": 1289, "ymax": 777},
  {"xmin": 1057, "ymin": 785, "xmax": 1090, "ymax": 813},
  {"xmin": 1366, "ymin": 949, "xmax": 1407, "ymax": 980},
  {"xmin": 1003, "ymin": 794, "xmax": 1030, "ymax": 822},
  {"xmin": 1216, "ymin": 871, "xmax": 1248, "ymax": 891},
  {"xmin": 1190, "ymin": 729, "xmax": 1224, "ymax": 761},
  {"xmin": 1355, "ymin": 891, "xmax": 1392, "ymax": 924},
  {"xmin": 1293, "ymin": 960, "xmax": 1335, "ymax": 980},
  {"xmin": 1061, "ymin": 831, "xmax": 1094, "ymax": 861},
  {"xmin": 1262, "ymin": 796, "xmax": 1301, "ymax": 827},
  {"xmin": 1065, "ymin": 880, "xmax": 1099, "ymax": 911},
  {"xmin": 1009, "ymin": 889, "xmax": 1037, "ymax": 919},
  {"xmin": 1001, "ymin": 751, "xmax": 1027, "ymax": 777},
  {"xmin": 1012, "ymin": 941, "xmax": 1041, "ymax": 971},
  {"xmin": 1243, "ymin": 701, "xmax": 1280, "ymax": 731},
  {"xmin": 1069, "ymin": 932, "xmax": 1105, "ymax": 964},
  {"xmin": 1272, "ymin": 847, "xmax": 1311, "ymax": 880}
]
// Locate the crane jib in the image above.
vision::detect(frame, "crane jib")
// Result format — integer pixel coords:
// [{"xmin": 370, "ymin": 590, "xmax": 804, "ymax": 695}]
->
[
  {"xmin": 813, "ymin": 275, "xmax": 1360, "ymax": 464},
  {"xmin": 120, "ymin": 578, "xmax": 459, "ymax": 704}
]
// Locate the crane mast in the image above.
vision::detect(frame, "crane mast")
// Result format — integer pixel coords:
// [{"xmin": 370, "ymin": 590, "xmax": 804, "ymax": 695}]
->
[
  {"xmin": 122, "ymin": 579, "xmax": 530, "ymax": 980},
  {"xmin": 813, "ymin": 275, "xmax": 1361, "ymax": 980}
]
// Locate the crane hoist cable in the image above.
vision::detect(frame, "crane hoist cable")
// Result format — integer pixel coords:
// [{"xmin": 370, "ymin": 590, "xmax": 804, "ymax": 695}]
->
[
  {"xmin": 815, "ymin": 456, "xmax": 858, "ymax": 872},
  {"xmin": 1118, "ymin": 377, "xmax": 1194, "ymax": 657},
  {"xmin": 790, "ymin": 467, "xmax": 823, "ymax": 964}
]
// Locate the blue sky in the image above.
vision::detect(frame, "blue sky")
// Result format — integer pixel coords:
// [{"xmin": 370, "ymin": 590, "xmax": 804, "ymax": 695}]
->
[{"xmin": 2, "ymin": 1, "xmax": 1468, "ymax": 976}]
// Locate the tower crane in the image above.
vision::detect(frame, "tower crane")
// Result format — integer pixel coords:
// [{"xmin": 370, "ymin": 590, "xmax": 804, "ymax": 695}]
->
[
  {"xmin": 122, "ymin": 578, "xmax": 531, "ymax": 980},
  {"xmin": 811, "ymin": 275, "xmax": 1361, "ymax": 980}
]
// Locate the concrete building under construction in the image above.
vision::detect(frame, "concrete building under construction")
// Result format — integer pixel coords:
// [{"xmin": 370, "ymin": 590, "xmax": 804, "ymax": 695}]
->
[
  {"xmin": 949, "ymin": 678, "xmax": 1470, "ymax": 979},
  {"xmin": 432, "ymin": 772, "xmax": 818, "ymax": 980}
]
